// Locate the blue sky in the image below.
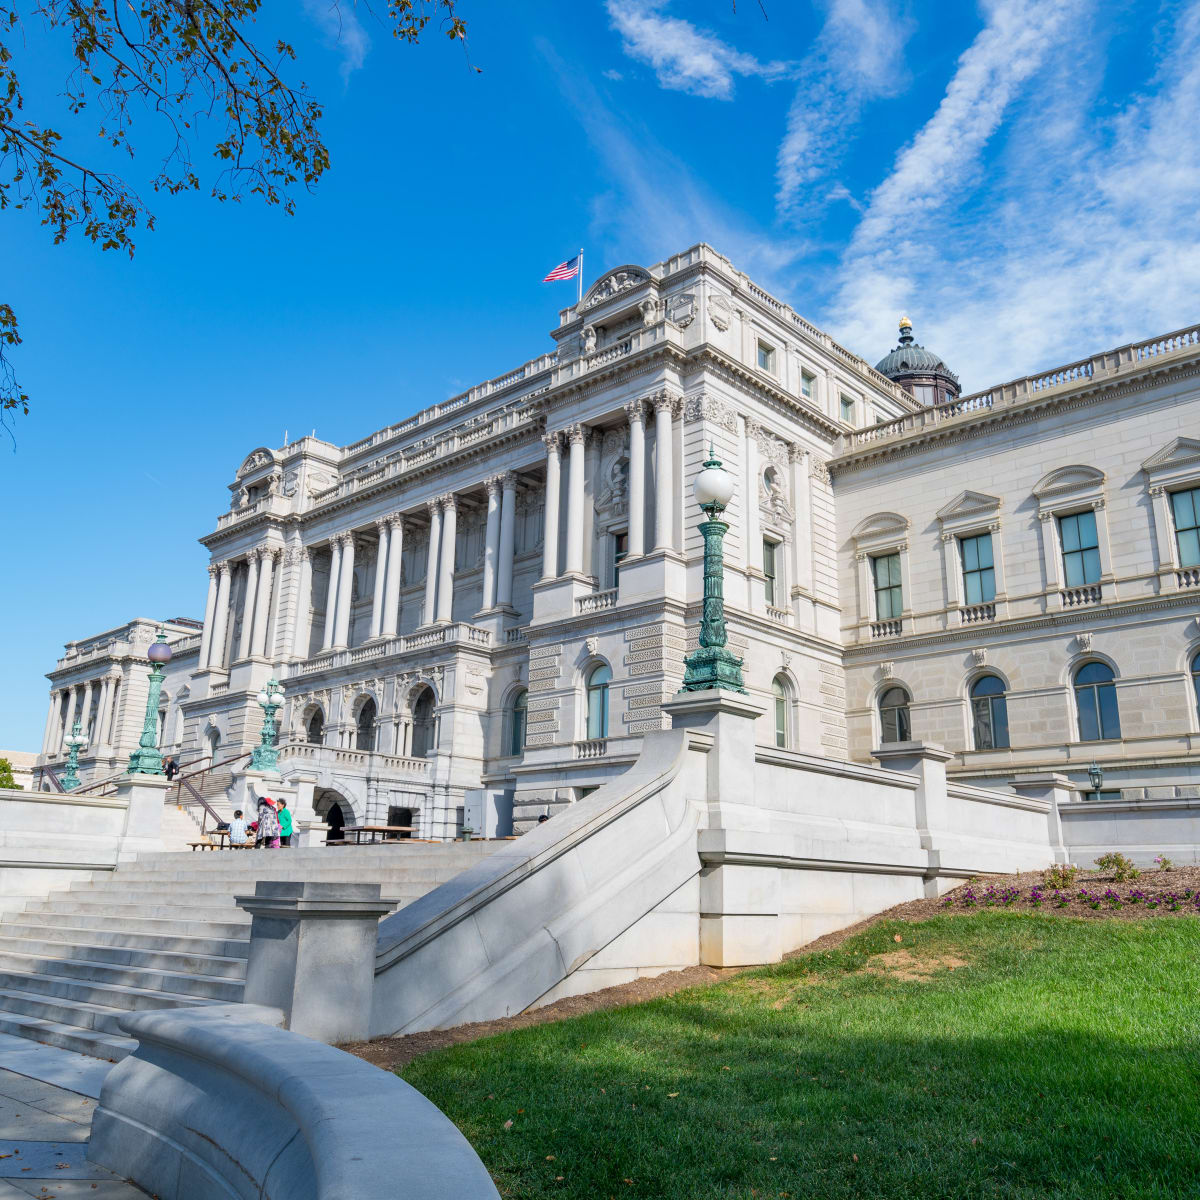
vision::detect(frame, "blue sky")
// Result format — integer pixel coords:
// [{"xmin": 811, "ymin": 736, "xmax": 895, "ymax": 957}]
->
[{"xmin": 3, "ymin": 0, "xmax": 1197, "ymax": 750}]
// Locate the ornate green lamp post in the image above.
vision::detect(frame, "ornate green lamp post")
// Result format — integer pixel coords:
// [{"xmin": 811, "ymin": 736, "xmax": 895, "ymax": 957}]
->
[
  {"xmin": 127, "ymin": 628, "xmax": 172, "ymax": 775},
  {"xmin": 250, "ymin": 678, "xmax": 285, "ymax": 772},
  {"xmin": 61, "ymin": 720, "xmax": 87, "ymax": 791},
  {"xmin": 681, "ymin": 447, "xmax": 746, "ymax": 693}
]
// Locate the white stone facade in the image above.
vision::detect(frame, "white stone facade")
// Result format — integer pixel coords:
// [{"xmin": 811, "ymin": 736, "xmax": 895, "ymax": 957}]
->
[{"xmin": 34, "ymin": 244, "xmax": 1200, "ymax": 831}]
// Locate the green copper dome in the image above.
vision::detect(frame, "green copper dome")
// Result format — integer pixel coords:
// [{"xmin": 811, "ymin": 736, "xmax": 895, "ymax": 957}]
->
[{"xmin": 875, "ymin": 317, "xmax": 960, "ymax": 387}]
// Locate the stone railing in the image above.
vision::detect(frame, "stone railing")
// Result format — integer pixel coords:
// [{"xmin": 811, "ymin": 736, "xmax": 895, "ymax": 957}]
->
[
  {"xmin": 1177, "ymin": 566, "xmax": 1200, "ymax": 588},
  {"xmin": 840, "ymin": 321, "xmax": 1200, "ymax": 454},
  {"xmin": 278, "ymin": 743, "xmax": 432, "ymax": 779},
  {"xmin": 766, "ymin": 605, "xmax": 790, "ymax": 624},
  {"xmin": 574, "ymin": 738, "xmax": 609, "ymax": 759},
  {"xmin": 577, "ymin": 588, "xmax": 618, "ymax": 615},
  {"xmin": 960, "ymin": 602, "xmax": 996, "ymax": 624},
  {"xmin": 290, "ymin": 623, "xmax": 493, "ymax": 677},
  {"xmin": 209, "ymin": 680, "xmax": 229, "ymax": 696},
  {"xmin": 871, "ymin": 618, "xmax": 903, "ymax": 639},
  {"xmin": 505, "ymin": 626, "xmax": 529, "ymax": 644},
  {"xmin": 1061, "ymin": 583, "xmax": 1102, "ymax": 608},
  {"xmin": 215, "ymin": 492, "xmax": 291, "ymax": 531},
  {"xmin": 88, "ymin": 1003, "xmax": 499, "ymax": 1200}
]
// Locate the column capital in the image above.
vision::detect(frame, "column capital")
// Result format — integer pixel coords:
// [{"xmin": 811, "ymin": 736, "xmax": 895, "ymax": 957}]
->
[
  {"xmin": 499, "ymin": 471, "xmax": 518, "ymax": 491},
  {"xmin": 485, "ymin": 475, "xmax": 504, "ymax": 499},
  {"xmin": 336, "ymin": 530, "xmax": 356, "ymax": 550},
  {"xmin": 439, "ymin": 492, "xmax": 458, "ymax": 512},
  {"xmin": 425, "ymin": 497, "xmax": 441, "ymax": 519},
  {"xmin": 787, "ymin": 443, "xmax": 806, "ymax": 464},
  {"xmin": 387, "ymin": 511, "xmax": 407, "ymax": 532},
  {"xmin": 624, "ymin": 398, "xmax": 647, "ymax": 425},
  {"xmin": 564, "ymin": 423, "xmax": 586, "ymax": 446},
  {"xmin": 206, "ymin": 562, "xmax": 219, "ymax": 579},
  {"xmin": 374, "ymin": 516, "xmax": 390, "ymax": 534},
  {"xmin": 542, "ymin": 429, "xmax": 562, "ymax": 454},
  {"xmin": 217, "ymin": 559, "xmax": 233, "ymax": 577},
  {"xmin": 744, "ymin": 415, "xmax": 761, "ymax": 438},
  {"xmin": 652, "ymin": 389, "xmax": 679, "ymax": 415}
]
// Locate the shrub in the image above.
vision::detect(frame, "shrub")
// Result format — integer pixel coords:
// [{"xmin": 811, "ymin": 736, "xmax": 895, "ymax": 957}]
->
[
  {"xmin": 1154, "ymin": 855, "xmax": 1174, "ymax": 871},
  {"xmin": 1044, "ymin": 863, "xmax": 1078, "ymax": 888},
  {"xmin": 1095, "ymin": 852, "xmax": 1140, "ymax": 882},
  {"xmin": 0, "ymin": 759, "xmax": 20, "ymax": 790}
]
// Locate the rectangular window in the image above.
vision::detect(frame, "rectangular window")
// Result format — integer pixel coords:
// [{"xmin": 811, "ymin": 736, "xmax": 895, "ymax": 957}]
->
[
  {"xmin": 912, "ymin": 384, "xmax": 936, "ymax": 405},
  {"xmin": 756, "ymin": 341, "xmax": 775, "ymax": 372},
  {"xmin": 872, "ymin": 553, "xmax": 903, "ymax": 619},
  {"xmin": 763, "ymin": 539, "xmax": 778, "ymax": 607},
  {"xmin": 612, "ymin": 530, "xmax": 628, "ymax": 587},
  {"xmin": 1058, "ymin": 510, "xmax": 1101, "ymax": 586},
  {"xmin": 1172, "ymin": 486, "xmax": 1200, "ymax": 567},
  {"xmin": 840, "ymin": 395, "xmax": 855, "ymax": 423},
  {"xmin": 800, "ymin": 370, "xmax": 815, "ymax": 400},
  {"xmin": 959, "ymin": 533, "xmax": 996, "ymax": 605}
]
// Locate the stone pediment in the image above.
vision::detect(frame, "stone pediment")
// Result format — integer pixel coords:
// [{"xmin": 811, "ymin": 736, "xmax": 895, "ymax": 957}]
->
[
  {"xmin": 1031, "ymin": 464, "xmax": 1105, "ymax": 500},
  {"xmin": 1142, "ymin": 437, "xmax": 1200, "ymax": 474},
  {"xmin": 936, "ymin": 490, "xmax": 1001, "ymax": 523},
  {"xmin": 236, "ymin": 448, "xmax": 278, "ymax": 478},
  {"xmin": 851, "ymin": 511, "xmax": 910, "ymax": 543},
  {"xmin": 582, "ymin": 266, "xmax": 652, "ymax": 311}
]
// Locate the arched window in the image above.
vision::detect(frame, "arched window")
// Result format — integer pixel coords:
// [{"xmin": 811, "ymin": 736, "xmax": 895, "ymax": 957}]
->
[
  {"xmin": 411, "ymin": 688, "xmax": 437, "ymax": 758},
  {"xmin": 1074, "ymin": 662, "xmax": 1120, "ymax": 741},
  {"xmin": 1192, "ymin": 652, "xmax": 1200, "ymax": 719},
  {"xmin": 970, "ymin": 676, "xmax": 1009, "ymax": 750},
  {"xmin": 207, "ymin": 727, "xmax": 221, "ymax": 765},
  {"xmin": 508, "ymin": 689, "xmax": 528, "ymax": 757},
  {"xmin": 355, "ymin": 697, "xmax": 377, "ymax": 751},
  {"xmin": 772, "ymin": 676, "xmax": 789, "ymax": 748},
  {"xmin": 586, "ymin": 663, "xmax": 611, "ymax": 740},
  {"xmin": 306, "ymin": 710, "xmax": 325, "ymax": 746},
  {"xmin": 879, "ymin": 686, "xmax": 912, "ymax": 744}
]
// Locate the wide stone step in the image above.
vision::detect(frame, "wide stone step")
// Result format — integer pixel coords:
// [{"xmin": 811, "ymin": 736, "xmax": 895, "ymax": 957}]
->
[
  {"xmin": 0, "ymin": 1005, "xmax": 136, "ymax": 1061},
  {"xmin": 9, "ymin": 910, "xmax": 252, "ymax": 940},
  {"xmin": 0, "ymin": 967, "xmax": 222, "ymax": 1012},
  {"xmin": 72, "ymin": 869, "xmax": 469, "ymax": 893},
  {"xmin": 0, "ymin": 922, "xmax": 249, "ymax": 960},
  {"xmin": 0, "ymin": 952, "xmax": 243, "ymax": 1001},
  {"xmin": 0, "ymin": 935, "xmax": 248, "ymax": 980},
  {"xmin": 27, "ymin": 898, "xmax": 255, "ymax": 922},
  {"xmin": 124, "ymin": 844, "xmax": 502, "ymax": 871},
  {"xmin": 0, "ymin": 985, "xmax": 145, "ymax": 1036}
]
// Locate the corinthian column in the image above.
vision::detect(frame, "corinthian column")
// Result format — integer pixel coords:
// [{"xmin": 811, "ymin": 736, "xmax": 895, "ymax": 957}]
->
[
  {"xmin": 541, "ymin": 431, "xmax": 562, "ymax": 580},
  {"xmin": 61, "ymin": 687, "xmax": 79, "ymax": 753},
  {"xmin": 481, "ymin": 477, "xmax": 502, "ymax": 610},
  {"xmin": 653, "ymin": 393, "xmax": 675, "ymax": 552},
  {"xmin": 370, "ymin": 520, "xmax": 390, "ymax": 640},
  {"xmin": 292, "ymin": 546, "xmax": 314, "ymax": 658},
  {"xmin": 497, "ymin": 474, "xmax": 517, "ymax": 608},
  {"xmin": 252, "ymin": 548, "xmax": 277, "ymax": 657},
  {"xmin": 423, "ymin": 500, "xmax": 442, "ymax": 626},
  {"xmin": 333, "ymin": 532, "xmax": 356, "ymax": 648},
  {"xmin": 565, "ymin": 424, "xmax": 586, "ymax": 575},
  {"xmin": 382, "ymin": 516, "xmax": 404, "ymax": 637},
  {"xmin": 436, "ymin": 495, "xmax": 457, "ymax": 624},
  {"xmin": 95, "ymin": 676, "xmax": 113, "ymax": 746},
  {"xmin": 209, "ymin": 562, "xmax": 233, "ymax": 669},
  {"xmin": 197, "ymin": 565, "xmax": 218, "ymax": 669},
  {"xmin": 236, "ymin": 552, "xmax": 261, "ymax": 661},
  {"xmin": 41, "ymin": 691, "xmax": 60, "ymax": 757},
  {"xmin": 625, "ymin": 400, "xmax": 646, "ymax": 558},
  {"xmin": 322, "ymin": 538, "xmax": 342, "ymax": 651}
]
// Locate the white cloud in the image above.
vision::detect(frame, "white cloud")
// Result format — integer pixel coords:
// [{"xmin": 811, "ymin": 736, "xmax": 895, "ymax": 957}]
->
[
  {"xmin": 606, "ymin": 0, "xmax": 795, "ymax": 100},
  {"xmin": 603, "ymin": 68, "xmax": 624, "ymax": 82},
  {"xmin": 823, "ymin": 0, "xmax": 1200, "ymax": 391},
  {"xmin": 302, "ymin": 0, "xmax": 371, "ymax": 82},
  {"xmin": 775, "ymin": 0, "xmax": 913, "ymax": 219}
]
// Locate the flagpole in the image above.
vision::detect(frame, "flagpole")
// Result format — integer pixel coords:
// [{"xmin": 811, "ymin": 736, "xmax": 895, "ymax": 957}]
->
[{"xmin": 577, "ymin": 248, "xmax": 584, "ymax": 304}]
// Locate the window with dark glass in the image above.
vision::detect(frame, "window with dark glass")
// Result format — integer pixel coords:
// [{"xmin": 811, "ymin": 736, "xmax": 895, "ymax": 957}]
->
[
  {"xmin": 800, "ymin": 371, "xmax": 815, "ymax": 400},
  {"xmin": 872, "ymin": 553, "xmax": 903, "ymax": 619},
  {"xmin": 1172, "ymin": 487, "xmax": 1200, "ymax": 567},
  {"xmin": 1058, "ymin": 510, "xmax": 1101, "ymax": 586},
  {"xmin": 586, "ymin": 664, "xmax": 611, "ymax": 740},
  {"xmin": 763, "ymin": 540, "xmax": 779, "ymax": 607},
  {"xmin": 960, "ymin": 533, "xmax": 996, "ymax": 605},
  {"xmin": 879, "ymin": 687, "xmax": 911, "ymax": 743},
  {"xmin": 508, "ymin": 689, "xmax": 527, "ymax": 757},
  {"xmin": 970, "ymin": 675, "xmax": 1009, "ymax": 749},
  {"xmin": 840, "ymin": 395, "xmax": 855, "ymax": 423},
  {"xmin": 612, "ymin": 531, "xmax": 628, "ymax": 587},
  {"xmin": 757, "ymin": 341, "xmax": 775, "ymax": 372},
  {"xmin": 1191, "ymin": 652, "xmax": 1200, "ymax": 720},
  {"xmin": 772, "ymin": 676, "xmax": 788, "ymax": 748},
  {"xmin": 306, "ymin": 711, "xmax": 324, "ymax": 745},
  {"xmin": 1074, "ymin": 661, "xmax": 1120, "ymax": 741}
]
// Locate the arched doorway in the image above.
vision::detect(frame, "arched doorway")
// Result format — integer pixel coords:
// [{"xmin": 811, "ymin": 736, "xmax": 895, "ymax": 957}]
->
[
  {"xmin": 411, "ymin": 687, "xmax": 436, "ymax": 758},
  {"xmin": 314, "ymin": 788, "xmax": 353, "ymax": 841},
  {"xmin": 306, "ymin": 708, "xmax": 325, "ymax": 745},
  {"xmin": 207, "ymin": 727, "xmax": 221, "ymax": 765},
  {"xmin": 355, "ymin": 697, "xmax": 377, "ymax": 751}
]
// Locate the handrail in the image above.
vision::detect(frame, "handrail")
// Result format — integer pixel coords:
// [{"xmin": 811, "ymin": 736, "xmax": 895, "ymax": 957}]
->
[
  {"xmin": 72, "ymin": 751, "xmax": 207, "ymax": 797},
  {"xmin": 171, "ymin": 751, "xmax": 252, "ymax": 832}
]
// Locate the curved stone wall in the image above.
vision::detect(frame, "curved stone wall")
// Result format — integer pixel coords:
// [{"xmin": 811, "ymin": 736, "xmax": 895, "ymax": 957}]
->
[{"xmin": 88, "ymin": 1002, "xmax": 499, "ymax": 1199}]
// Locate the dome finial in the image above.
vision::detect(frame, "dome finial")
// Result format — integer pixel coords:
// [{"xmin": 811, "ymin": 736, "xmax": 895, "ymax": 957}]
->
[{"xmin": 898, "ymin": 315, "xmax": 914, "ymax": 345}]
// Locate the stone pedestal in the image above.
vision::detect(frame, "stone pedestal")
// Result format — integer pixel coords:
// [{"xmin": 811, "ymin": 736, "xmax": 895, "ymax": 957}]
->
[
  {"xmin": 235, "ymin": 882, "xmax": 394, "ymax": 1044},
  {"xmin": 663, "ymin": 688, "xmax": 769, "ymax": 967},
  {"xmin": 1011, "ymin": 772, "xmax": 1073, "ymax": 864},
  {"xmin": 530, "ymin": 573, "xmax": 595, "ymax": 624},
  {"xmin": 872, "ymin": 741, "xmax": 954, "ymax": 896},
  {"xmin": 617, "ymin": 548, "xmax": 687, "ymax": 608},
  {"xmin": 114, "ymin": 774, "xmax": 171, "ymax": 862},
  {"xmin": 229, "ymin": 768, "xmax": 298, "ymax": 820},
  {"xmin": 291, "ymin": 820, "xmax": 331, "ymax": 848}
]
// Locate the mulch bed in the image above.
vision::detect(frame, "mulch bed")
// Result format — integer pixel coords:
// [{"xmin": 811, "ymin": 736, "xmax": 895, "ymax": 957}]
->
[{"xmin": 343, "ymin": 862, "xmax": 1200, "ymax": 1073}]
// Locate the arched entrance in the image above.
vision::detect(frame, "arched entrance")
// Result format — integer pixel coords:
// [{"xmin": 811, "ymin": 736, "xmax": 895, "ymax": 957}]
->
[
  {"xmin": 314, "ymin": 787, "xmax": 354, "ymax": 841},
  {"xmin": 410, "ymin": 686, "xmax": 437, "ymax": 758},
  {"xmin": 355, "ymin": 697, "xmax": 377, "ymax": 751}
]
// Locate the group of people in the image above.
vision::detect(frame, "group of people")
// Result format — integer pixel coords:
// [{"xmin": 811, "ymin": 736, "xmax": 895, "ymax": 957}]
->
[{"xmin": 226, "ymin": 794, "xmax": 294, "ymax": 849}]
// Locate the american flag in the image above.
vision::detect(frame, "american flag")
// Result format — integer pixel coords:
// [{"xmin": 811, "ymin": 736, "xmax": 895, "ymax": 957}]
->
[{"xmin": 543, "ymin": 254, "xmax": 581, "ymax": 282}]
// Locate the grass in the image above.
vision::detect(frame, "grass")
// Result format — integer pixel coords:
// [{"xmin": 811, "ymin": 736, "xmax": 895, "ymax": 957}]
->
[{"xmin": 401, "ymin": 914, "xmax": 1200, "ymax": 1199}]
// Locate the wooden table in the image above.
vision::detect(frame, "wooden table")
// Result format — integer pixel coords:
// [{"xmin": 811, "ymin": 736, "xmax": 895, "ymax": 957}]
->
[{"xmin": 341, "ymin": 825, "xmax": 417, "ymax": 845}]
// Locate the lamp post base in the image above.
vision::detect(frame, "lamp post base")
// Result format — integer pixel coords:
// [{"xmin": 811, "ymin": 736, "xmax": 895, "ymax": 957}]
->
[{"xmin": 680, "ymin": 645, "xmax": 746, "ymax": 693}]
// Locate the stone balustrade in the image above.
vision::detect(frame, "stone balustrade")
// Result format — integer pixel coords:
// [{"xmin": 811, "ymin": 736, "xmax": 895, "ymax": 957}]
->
[
  {"xmin": 1060, "ymin": 583, "xmax": 1102, "ymax": 608},
  {"xmin": 278, "ymin": 742, "xmax": 431, "ymax": 779},
  {"xmin": 959, "ymin": 601, "xmax": 996, "ymax": 624},
  {"xmin": 871, "ymin": 618, "xmax": 903, "ymax": 639},
  {"xmin": 289, "ymin": 622, "xmax": 493, "ymax": 678},
  {"xmin": 576, "ymin": 588, "xmax": 618, "ymax": 615},
  {"xmin": 574, "ymin": 738, "xmax": 609, "ymax": 759}
]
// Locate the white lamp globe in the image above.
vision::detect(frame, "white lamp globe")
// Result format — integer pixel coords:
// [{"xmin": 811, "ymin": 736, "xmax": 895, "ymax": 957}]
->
[
  {"xmin": 694, "ymin": 454, "xmax": 735, "ymax": 511},
  {"xmin": 256, "ymin": 689, "xmax": 271, "ymax": 706}
]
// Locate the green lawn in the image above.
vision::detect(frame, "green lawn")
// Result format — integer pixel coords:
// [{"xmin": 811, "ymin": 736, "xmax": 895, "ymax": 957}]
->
[{"xmin": 401, "ymin": 915, "xmax": 1200, "ymax": 1199}]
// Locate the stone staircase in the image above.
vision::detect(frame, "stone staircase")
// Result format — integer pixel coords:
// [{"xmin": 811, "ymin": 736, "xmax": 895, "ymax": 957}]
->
[{"xmin": 0, "ymin": 842, "xmax": 502, "ymax": 1060}]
